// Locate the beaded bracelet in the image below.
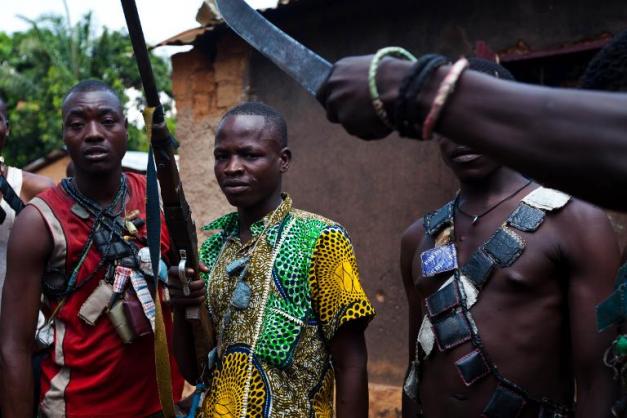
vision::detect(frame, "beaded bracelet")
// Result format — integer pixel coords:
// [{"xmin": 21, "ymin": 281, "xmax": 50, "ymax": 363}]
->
[
  {"xmin": 369, "ymin": 47, "xmax": 417, "ymax": 128},
  {"xmin": 421, "ymin": 57, "xmax": 469, "ymax": 141}
]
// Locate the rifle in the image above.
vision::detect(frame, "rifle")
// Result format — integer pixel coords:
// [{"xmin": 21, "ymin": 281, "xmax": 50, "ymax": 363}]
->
[{"xmin": 120, "ymin": 0, "xmax": 213, "ymax": 412}]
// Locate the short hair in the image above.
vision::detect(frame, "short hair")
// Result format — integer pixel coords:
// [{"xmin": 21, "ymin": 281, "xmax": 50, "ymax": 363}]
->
[
  {"xmin": 219, "ymin": 102, "xmax": 288, "ymax": 147},
  {"xmin": 62, "ymin": 80, "xmax": 122, "ymax": 114},
  {"xmin": 468, "ymin": 58, "xmax": 516, "ymax": 81},
  {"xmin": 581, "ymin": 31, "xmax": 627, "ymax": 91}
]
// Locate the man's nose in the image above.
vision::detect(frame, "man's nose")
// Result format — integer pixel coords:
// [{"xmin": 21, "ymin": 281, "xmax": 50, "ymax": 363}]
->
[
  {"xmin": 85, "ymin": 121, "xmax": 104, "ymax": 142},
  {"xmin": 224, "ymin": 156, "xmax": 244, "ymax": 175}
]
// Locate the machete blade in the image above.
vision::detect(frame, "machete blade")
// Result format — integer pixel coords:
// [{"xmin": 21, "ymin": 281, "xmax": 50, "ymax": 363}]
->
[{"xmin": 213, "ymin": 0, "xmax": 332, "ymax": 96}]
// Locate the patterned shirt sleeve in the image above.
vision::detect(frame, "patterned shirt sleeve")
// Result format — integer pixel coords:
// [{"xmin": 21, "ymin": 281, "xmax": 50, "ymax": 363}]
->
[{"xmin": 309, "ymin": 224, "xmax": 375, "ymax": 343}]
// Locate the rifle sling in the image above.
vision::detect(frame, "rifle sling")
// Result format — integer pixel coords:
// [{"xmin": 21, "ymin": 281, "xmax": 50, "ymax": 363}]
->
[
  {"xmin": 145, "ymin": 107, "xmax": 176, "ymax": 418},
  {"xmin": 0, "ymin": 172, "xmax": 25, "ymax": 213}
]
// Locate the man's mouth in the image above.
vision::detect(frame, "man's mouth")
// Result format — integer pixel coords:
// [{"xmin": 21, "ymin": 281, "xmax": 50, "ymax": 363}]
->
[
  {"xmin": 222, "ymin": 182, "xmax": 250, "ymax": 193},
  {"xmin": 83, "ymin": 147, "xmax": 109, "ymax": 162},
  {"xmin": 451, "ymin": 153, "xmax": 482, "ymax": 163}
]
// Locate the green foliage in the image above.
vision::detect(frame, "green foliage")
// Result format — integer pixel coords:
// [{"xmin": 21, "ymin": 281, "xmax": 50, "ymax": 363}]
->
[{"xmin": 0, "ymin": 6, "xmax": 174, "ymax": 167}]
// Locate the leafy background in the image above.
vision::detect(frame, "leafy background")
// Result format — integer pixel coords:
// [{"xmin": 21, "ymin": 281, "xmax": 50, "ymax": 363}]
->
[{"xmin": 0, "ymin": 5, "xmax": 174, "ymax": 167}]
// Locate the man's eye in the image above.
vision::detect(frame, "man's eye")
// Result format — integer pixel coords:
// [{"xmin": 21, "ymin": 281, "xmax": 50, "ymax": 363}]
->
[
  {"xmin": 214, "ymin": 154, "xmax": 227, "ymax": 161},
  {"xmin": 69, "ymin": 122, "xmax": 84, "ymax": 130},
  {"xmin": 102, "ymin": 118, "xmax": 115, "ymax": 126},
  {"xmin": 243, "ymin": 153, "xmax": 259, "ymax": 160}
]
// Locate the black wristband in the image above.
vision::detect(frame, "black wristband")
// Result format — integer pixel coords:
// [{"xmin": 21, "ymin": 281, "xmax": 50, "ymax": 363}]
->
[
  {"xmin": 394, "ymin": 56, "xmax": 434, "ymax": 136},
  {"xmin": 394, "ymin": 54, "xmax": 447, "ymax": 138}
]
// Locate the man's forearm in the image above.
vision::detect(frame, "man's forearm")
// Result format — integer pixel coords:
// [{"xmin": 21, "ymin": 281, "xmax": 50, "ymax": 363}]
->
[
  {"xmin": 423, "ymin": 69, "xmax": 627, "ymax": 210},
  {"xmin": 335, "ymin": 364, "xmax": 368, "ymax": 418},
  {"xmin": 1, "ymin": 349, "xmax": 35, "ymax": 417}
]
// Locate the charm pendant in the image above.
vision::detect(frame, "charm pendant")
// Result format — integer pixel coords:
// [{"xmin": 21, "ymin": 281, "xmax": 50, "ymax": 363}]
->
[
  {"xmin": 472, "ymin": 216, "xmax": 479, "ymax": 225},
  {"xmin": 421, "ymin": 243, "xmax": 459, "ymax": 278},
  {"xmin": 226, "ymin": 257, "xmax": 250, "ymax": 277},
  {"xmin": 231, "ymin": 280, "xmax": 251, "ymax": 310}
]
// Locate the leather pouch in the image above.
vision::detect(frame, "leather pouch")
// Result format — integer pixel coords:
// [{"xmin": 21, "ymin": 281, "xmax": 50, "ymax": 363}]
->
[
  {"xmin": 482, "ymin": 385, "xmax": 526, "ymax": 418},
  {"xmin": 421, "ymin": 244, "xmax": 458, "ymax": 278},
  {"xmin": 432, "ymin": 310, "xmax": 471, "ymax": 351},
  {"xmin": 123, "ymin": 294, "xmax": 152, "ymax": 338},
  {"xmin": 483, "ymin": 227, "xmax": 525, "ymax": 268},
  {"xmin": 424, "ymin": 202, "xmax": 454, "ymax": 237},
  {"xmin": 41, "ymin": 268, "xmax": 69, "ymax": 299},
  {"xmin": 78, "ymin": 280, "xmax": 113, "ymax": 326},
  {"xmin": 461, "ymin": 249, "xmax": 495, "ymax": 289},
  {"xmin": 108, "ymin": 301, "xmax": 135, "ymax": 344},
  {"xmin": 455, "ymin": 349, "xmax": 490, "ymax": 386},
  {"xmin": 507, "ymin": 203, "xmax": 545, "ymax": 232},
  {"xmin": 426, "ymin": 281, "xmax": 459, "ymax": 318}
]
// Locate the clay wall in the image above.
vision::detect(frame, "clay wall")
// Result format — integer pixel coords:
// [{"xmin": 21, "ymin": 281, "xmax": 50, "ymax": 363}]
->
[{"xmin": 169, "ymin": 1, "xmax": 627, "ymax": 415}]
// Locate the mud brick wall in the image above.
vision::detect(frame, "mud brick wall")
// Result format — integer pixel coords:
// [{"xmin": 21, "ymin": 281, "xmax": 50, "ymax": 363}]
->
[{"xmin": 171, "ymin": 36, "xmax": 250, "ymax": 237}]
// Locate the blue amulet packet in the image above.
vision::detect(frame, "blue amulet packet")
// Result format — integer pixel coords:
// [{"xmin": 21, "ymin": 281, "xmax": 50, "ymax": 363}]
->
[{"xmin": 421, "ymin": 243, "xmax": 458, "ymax": 278}]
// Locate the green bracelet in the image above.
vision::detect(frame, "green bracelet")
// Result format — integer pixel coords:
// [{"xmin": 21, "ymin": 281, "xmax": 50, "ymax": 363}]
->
[{"xmin": 369, "ymin": 47, "xmax": 417, "ymax": 129}]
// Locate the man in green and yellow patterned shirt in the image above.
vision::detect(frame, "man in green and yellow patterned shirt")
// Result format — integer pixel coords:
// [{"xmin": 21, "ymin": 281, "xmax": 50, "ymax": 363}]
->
[{"xmin": 196, "ymin": 102, "xmax": 374, "ymax": 418}]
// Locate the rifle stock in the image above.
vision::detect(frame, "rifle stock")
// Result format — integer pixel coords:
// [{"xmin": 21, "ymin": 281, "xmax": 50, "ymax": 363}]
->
[{"xmin": 121, "ymin": 0, "xmax": 213, "ymax": 382}]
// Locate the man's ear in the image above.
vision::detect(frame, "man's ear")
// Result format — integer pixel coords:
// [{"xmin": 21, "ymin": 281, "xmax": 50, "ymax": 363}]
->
[{"xmin": 279, "ymin": 147, "xmax": 292, "ymax": 173}]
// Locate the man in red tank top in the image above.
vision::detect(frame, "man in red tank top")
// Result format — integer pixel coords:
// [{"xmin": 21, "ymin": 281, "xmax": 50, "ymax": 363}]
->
[{"xmin": 0, "ymin": 80, "xmax": 185, "ymax": 417}]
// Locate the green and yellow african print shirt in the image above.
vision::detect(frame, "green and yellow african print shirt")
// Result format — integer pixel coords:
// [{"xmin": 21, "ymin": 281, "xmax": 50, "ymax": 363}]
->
[{"xmin": 198, "ymin": 195, "xmax": 375, "ymax": 418}]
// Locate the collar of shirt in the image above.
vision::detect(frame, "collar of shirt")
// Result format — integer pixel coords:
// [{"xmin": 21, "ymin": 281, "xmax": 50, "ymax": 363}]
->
[{"xmin": 202, "ymin": 193, "xmax": 293, "ymax": 244}]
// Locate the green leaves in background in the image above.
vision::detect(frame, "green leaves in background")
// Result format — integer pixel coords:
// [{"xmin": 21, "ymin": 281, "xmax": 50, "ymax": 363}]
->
[{"xmin": 0, "ymin": 4, "xmax": 174, "ymax": 167}]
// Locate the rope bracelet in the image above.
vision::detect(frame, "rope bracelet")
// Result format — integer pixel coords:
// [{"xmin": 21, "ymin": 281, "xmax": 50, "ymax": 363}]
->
[
  {"xmin": 421, "ymin": 57, "xmax": 470, "ymax": 141},
  {"xmin": 368, "ymin": 47, "xmax": 417, "ymax": 129}
]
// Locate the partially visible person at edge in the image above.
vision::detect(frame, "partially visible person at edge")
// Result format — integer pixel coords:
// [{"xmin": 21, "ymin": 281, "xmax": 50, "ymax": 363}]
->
[
  {"xmin": 317, "ymin": 30, "xmax": 627, "ymax": 211},
  {"xmin": 0, "ymin": 96, "xmax": 54, "ymax": 311},
  {"xmin": 0, "ymin": 95, "xmax": 54, "ymax": 415},
  {"xmin": 399, "ymin": 59, "xmax": 619, "ymax": 418},
  {"xmin": 174, "ymin": 102, "xmax": 375, "ymax": 418},
  {"xmin": 0, "ymin": 80, "xmax": 186, "ymax": 417}
]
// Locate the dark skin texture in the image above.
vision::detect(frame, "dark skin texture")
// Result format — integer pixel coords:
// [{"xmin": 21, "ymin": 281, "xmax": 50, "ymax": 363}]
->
[
  {"xmin": 0, "ymin": 89, "xmax": 130, "ymax": 417},
  {"xmin": 174, "ymin": 114, "xmax": 369, "ymax": 418},
  {"xmin": 0, "ymin": 99, "xmax": 54, "ymax": 413},
  {"xmin": 0, "ymin": 100, "xmax": 54, "ymax": 200},
  {"xmin": 318, "ymin": 56, "xmax": 627, "ymax": 211},
  {"xmin": 399, "ymin": 137, "xmax": 619, "ymax": 418}
]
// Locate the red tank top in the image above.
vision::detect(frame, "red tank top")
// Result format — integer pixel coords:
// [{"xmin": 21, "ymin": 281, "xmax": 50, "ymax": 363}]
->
[{"xmin": 31, "ymin": 173, "xmax": 183, "ymax": 417}]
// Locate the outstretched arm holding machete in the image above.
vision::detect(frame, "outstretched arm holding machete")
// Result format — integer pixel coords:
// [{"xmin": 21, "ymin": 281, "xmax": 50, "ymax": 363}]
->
[
  {"xmin": 120, "ymin": 0, "xmax": 213, "ymax": 404},
  {"xmin": 212, "ymin": 0, "xmax": 627, "ymax": 211}
]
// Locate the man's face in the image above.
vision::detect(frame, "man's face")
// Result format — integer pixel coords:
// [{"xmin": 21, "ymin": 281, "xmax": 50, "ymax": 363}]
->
[
  {"xmin": 437, "ymin": 135, "xmax": 501, "ymax": 182},
  {"xmin": 62, "ymin": 90, "xmax": 127, "ymax": 175},
  {"xmin": 0, "ymin": 101, "xmax": 9, "ymax": 150},
  {"xmin": 214, "ymin": 114, "xmax": 290, "ymax": 209}
]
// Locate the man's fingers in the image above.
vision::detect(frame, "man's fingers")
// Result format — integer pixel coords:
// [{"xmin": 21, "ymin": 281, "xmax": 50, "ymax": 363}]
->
[{"xmin": 168, "ymin": 266, "xmax": 202, "ymax": 279}]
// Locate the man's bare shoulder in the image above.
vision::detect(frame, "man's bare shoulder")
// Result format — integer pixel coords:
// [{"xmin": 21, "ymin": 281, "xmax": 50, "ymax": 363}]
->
[
  {"xmin": 550, "ymin": 196, "xmax": 612, "ymax": 230},
  {"xmin": 10, "ymin": 205, "xmax": 52, "ymax": 257},
  {"xmin": 401, "ymin": 218, "xmax": 425, "ymax": 253},
  {"xmin": 21, "ymin": 171, "xmax": 54, "ymax": 202}
]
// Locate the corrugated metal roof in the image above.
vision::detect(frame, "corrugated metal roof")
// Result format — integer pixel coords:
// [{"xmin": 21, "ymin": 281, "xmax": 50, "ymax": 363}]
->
[{"xmin": 156, "ymin": 0, "xmax": 299, "ymax": 48}]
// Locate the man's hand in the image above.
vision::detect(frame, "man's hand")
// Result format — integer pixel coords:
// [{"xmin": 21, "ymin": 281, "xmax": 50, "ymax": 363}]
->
[
  {"xmin": 150, "ymin": 119, "xmax": 171, "ymax": 144},
  {"xmin": 167, "ymin": 264, "xmax": 208, "ymax": 308},
  {"xmin": 317, "ymin": 55, "xmax": 413, "ymax": 140}
]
